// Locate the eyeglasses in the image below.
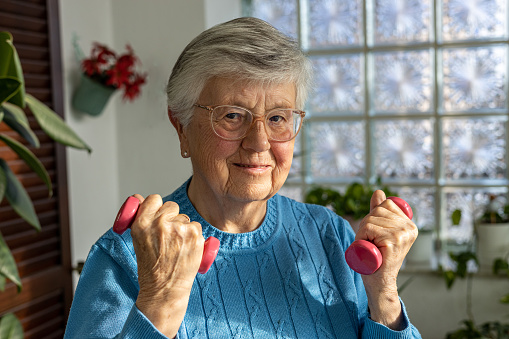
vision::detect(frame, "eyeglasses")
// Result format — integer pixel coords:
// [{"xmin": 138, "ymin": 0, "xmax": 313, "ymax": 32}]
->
[{"xmin": 194, "ymin": 104, "xmax": 305, "ymax": 142}]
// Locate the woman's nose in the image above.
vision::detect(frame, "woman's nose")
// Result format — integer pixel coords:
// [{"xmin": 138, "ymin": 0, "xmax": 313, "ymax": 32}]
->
[{"xmin": 241, "ymin": 120, "xmax": 270, "ymax": 152}]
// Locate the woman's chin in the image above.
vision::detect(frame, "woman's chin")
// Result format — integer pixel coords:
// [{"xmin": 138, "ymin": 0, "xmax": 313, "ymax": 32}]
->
[{"xmin": 227, "ymin": 182, "xmax": 278, "ymax": 203}]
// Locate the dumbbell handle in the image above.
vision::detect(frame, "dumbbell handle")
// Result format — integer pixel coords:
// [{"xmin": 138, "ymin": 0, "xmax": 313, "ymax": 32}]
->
[
  {"xmin": 112, "ymin": 196, "xmax": 220, "ymax": 274},
  {"xmin": 345, "ymin": 196, "xmax": 413, "ymax": 275}
]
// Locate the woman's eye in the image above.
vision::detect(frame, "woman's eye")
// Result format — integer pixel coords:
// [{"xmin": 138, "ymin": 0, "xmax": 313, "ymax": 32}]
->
[
  {"xmin": 269, "ymin": 115, "xmax": 285, "ymax": 123},
  {"xmin": 225, "ymin": 112, "xmax": 241, "ymax": 120}
]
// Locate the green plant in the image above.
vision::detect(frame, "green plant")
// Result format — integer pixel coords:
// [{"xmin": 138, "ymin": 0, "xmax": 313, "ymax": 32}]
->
[
  {"xmin": 445, "ymin": 256, "xmax": 509, "ymax": 339},
  {"xmin": 493, "ymin": 256, "xmax": 509, "ymax": 307},
  {"xmin": 446, "ymin": 319, "xmax": 509, "ymax": 339},
  {"xmin": 441, "ymin": 251, "xmax": 478, "ymax": 290},
  {"xmin": 0, "ymin": 31, "xmax": 91, "ymax": 336},
  {"xmin": 305, "ymin": 179, "xmax": 398, "ymax": 220},
  {"xmin": 444, "ymin": 207, "xmax": 509, "ymax": 338},
  {"xmin": 479, "ymin": 195, "xmax": 509, "ymax": 224}
]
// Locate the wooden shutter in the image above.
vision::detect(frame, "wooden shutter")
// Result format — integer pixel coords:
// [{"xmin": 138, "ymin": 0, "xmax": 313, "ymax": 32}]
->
[{"xmin": 0, "ymin": 0, "xmax": 73, "ymax": 337}]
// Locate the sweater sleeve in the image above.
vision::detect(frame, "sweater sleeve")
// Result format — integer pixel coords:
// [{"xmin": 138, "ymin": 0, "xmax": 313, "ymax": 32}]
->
[
  {"xmin": 332, "ymin": 213, "xmax": 422, "ymax": 339},
  {"xmin": 64, "ymin": 233, "xmax": 172, "ymax": 338}
]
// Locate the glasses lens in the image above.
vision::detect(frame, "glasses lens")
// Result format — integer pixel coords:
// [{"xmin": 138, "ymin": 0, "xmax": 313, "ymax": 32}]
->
[
  {"xmin": 210, "ymin": 106, "xmax": 303, "ymax": 141},
  {"xmin": 212, "ymin": 106, "xmax": 252, "ymax": 139},
  {"xmin": 266, "ymin": 109, "xmax": 302, "ymax": 141}
]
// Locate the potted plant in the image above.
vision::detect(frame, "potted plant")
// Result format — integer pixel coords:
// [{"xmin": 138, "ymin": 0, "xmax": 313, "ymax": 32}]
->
[
  {"xmin": 444, "ymin": 256, "xmax": 509, "ymax": 339},
  {"xmin": 305, "ymin": 179, "xmax": 398, "ymax": 233},
  {"xmin": 72, "ymin": 42, "xmax": 147, "ymax": 116},
  {"xmin": 443, "ymin": 208, "xmax": 509, "ymax": 338},
  {"xmin": 1, "ymin": 31, "xmax": 91, "ymax": 336},
  {"xmin": 475, "ymin": 195, "xmax": 509, "ymax": 272}
]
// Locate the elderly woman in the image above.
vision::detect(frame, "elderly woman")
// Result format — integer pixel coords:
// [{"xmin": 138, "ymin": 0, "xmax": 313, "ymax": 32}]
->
[{"xmin": 65, "ymin": 17, "xmax": 421, "ymax": 338}]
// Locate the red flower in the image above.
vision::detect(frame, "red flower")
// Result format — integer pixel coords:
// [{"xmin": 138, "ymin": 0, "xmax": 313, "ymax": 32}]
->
[
  {"xmin": 123, "ymin": 74, "xmax": 146, "ymax": 101},
  {"xmin": 94, "ymin": 43, "xmax": 115, "ymax": 64},
  {"xmin": 80, "ymin": 42, "xmax": 147, "ymax": 101},
  {"xmin": 81, "ymin": 59, "xmax": 99, "ymax": 76},
  {"xmin": 105, "ymin": 65, "xmax": 131, "ymax": 88}
]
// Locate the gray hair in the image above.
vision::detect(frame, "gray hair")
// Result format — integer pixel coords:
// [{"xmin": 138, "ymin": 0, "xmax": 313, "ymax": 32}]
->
[{"xmin": 166, "ymin": 17, "xmax": 313, "ymax": 126}]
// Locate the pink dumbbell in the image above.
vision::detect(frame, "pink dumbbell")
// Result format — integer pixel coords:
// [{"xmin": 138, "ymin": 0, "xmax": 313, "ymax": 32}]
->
[
  {"xmin": 345, "ymin": 196, "xmax": 413, "ymax": 275},
  {"xmin": 112, "ymin": 196, "xmax": 220, "ymax": 274}
]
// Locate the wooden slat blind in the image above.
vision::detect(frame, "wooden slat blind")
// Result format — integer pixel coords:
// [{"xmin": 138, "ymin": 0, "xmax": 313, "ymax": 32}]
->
[{"xmin": 0, "ymin": 0, "xmax": 73, "ymax": 338}]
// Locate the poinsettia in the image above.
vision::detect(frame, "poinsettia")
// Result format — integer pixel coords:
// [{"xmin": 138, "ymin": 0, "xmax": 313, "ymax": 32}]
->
[{"xmin": 81, "ymin": 42, "xmax": 147, "ymax": 101}]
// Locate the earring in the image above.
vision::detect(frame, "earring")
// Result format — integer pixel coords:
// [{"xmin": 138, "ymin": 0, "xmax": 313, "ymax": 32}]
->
[{"xmin": 183, "ymin": 151, "xmax": 189, "ymax": 158}]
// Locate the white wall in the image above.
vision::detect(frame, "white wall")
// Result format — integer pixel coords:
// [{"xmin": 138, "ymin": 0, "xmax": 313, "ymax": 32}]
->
[
  {"xmin": 59, "ymin": 0, "xmax": 119, "ymax": 288},
  {"xmin": 58, "ymin": 1, "xmax": 506, "ymax": 338}
]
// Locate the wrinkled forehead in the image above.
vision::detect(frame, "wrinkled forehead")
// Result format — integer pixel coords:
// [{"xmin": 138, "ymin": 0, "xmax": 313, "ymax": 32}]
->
[{"xmin": 198, "ymin": 77, "xmax": 297, "ymax": 110}]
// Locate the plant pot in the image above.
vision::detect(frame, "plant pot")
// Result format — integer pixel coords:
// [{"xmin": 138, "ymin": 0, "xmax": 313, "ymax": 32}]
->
[
  {"xmin": 406, "ymin": 230, "xmax": 434, "ymax": 265},
  {"xmin": 476, "ymin": 222, "xmax": 509, "ymax": 271},
  {"xmin": 72, "ymin": 74, "xmax": 116, "ymax": 116}
]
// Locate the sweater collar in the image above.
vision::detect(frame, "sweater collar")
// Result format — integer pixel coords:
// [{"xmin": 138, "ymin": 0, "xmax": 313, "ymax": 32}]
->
[{"xmin": 164, "ymin": 178, "xmax": 280, "ymax": 254}]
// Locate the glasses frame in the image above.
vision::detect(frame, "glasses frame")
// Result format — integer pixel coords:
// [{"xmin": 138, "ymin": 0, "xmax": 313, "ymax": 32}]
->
[{"xmin": 194, "ymin": 104, "xmax": 306, "ymax": 142}]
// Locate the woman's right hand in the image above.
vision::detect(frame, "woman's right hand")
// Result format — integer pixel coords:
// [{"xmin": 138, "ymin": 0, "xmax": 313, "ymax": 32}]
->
[{"xmin": 130, "ymin": 194, "xmax": 204, "ymax": 338}]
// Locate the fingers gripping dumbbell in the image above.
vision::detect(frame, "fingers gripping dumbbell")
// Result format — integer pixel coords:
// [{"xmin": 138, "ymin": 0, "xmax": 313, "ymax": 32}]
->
[
  {"xmin": 112, "ymin": 196, "xmax": 220, "ymax": 274},
  {"xmin": 345, "ymin": 196, "xmax": 413, "ymax": 275}
]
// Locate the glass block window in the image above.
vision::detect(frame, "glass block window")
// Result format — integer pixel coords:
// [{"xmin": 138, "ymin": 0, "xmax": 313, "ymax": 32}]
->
[
  {"xmin": 311, "ymin": 55, "xmax": 364, "ymax": 114},
  {"xmin": 244, "ymin": 0, "xmax": 509, "ymax": 257}
]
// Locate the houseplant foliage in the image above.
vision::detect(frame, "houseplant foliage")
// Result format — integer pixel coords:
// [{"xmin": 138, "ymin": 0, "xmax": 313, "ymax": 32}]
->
[
  {"xmin": 72, "ymin": 42, "xmax": 147, "ymax": 115},
  {"xmin": 480, "ymin": 195, "xmax": 509, "ymax": 224},
  {"xmin": 444, "ymin": 203, "xmax": 509, "ymax": 338},
  {"xmin": 305, "ymin": 179, "xmax": 398, "ymax": 220},
  {"xmin": 1, "ymin": 31, "xmax": 91, "ymax": 335},
  {"xmin": 475, "ymin": 195, "xmax": 509, "ymax": 272},
  {"xmin": 445, "ymin": 257, "xmax": 509, "ymax": 339}
]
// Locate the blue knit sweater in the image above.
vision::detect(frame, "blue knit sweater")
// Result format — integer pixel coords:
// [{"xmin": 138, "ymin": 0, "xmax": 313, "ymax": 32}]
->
[{"xmin": 65, "ymin": 180, "xmax": 421, "ymax": 338}]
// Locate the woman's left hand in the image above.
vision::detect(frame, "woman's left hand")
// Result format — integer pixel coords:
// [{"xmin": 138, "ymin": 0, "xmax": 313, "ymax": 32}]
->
[{"xmin": 355, "ymin": 190, "xmax": 418, "ymax": 330}]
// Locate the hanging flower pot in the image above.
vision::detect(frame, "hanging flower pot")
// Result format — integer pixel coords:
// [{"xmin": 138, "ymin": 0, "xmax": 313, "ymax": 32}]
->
[
  {"xmin": 72, "ymin": 42, "xmax": 147, "ymax": 116},
  {"xmin": 72, "ymin": 74, "xmax": 116, "ymax": 116}
]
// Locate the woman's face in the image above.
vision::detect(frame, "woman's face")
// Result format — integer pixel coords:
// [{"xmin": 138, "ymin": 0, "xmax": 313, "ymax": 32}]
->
[{"xmin": 180, "ymin": 77, "xmax": 296, "ymax": 204}]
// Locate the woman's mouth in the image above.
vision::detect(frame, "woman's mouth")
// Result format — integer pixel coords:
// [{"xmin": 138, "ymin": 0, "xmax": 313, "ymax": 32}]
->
[
  {"xmin": 235, "ymin": 163, "xmax": 269, "ymax": 168},
  {"xmin": 233, "ymin": 163, "xmax": 271, "ymax": 174}
]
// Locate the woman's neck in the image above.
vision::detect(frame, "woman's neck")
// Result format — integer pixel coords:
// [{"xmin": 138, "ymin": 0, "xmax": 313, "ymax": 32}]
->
[{"xmin": 187, "ymin": 178, "xmax": 268, "ymax": 234}]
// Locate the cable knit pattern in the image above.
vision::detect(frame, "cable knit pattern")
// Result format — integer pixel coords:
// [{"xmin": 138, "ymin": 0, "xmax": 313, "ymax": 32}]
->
[{"xmin": 64, "ymin": 178, "xmax": 422, "ymax": 339}]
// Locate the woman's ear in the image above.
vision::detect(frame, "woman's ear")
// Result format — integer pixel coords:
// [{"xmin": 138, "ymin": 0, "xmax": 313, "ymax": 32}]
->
[
  {"xmin": 168, "ymin": 108, "xmax": 189, "ymax": 156},
  {"xmin": 168, "ymin": 108, "xmax": 182, "ymax": 133}
]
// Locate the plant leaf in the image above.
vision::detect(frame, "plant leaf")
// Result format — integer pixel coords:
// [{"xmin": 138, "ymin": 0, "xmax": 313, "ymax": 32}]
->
[
  {"xmin": 0, "ymin": 31, "xmax": 25, "ymax": 107},
  {"xmin": 0, "ymin": 32, "xmax": 12, "ymax": 76},
  {"xmin": 0, "ymin": 313, "xmax": 24, "ymax": 339},
  {"xmin": 0, "ymin": 134, "xmax": 51, "ymax": 196},
  {"xmin": 451, "ymin": 209, "xmax": 462, "ymax": 226},
  {"xmin": 501, "ymin": 293, "xmax": 509, "ymax": 304},
  {"xmin": 0, "ymin": 233, "xmax": 22, "ymax": 292},
  {"xmin": 2, "ymin": 103, "xmax": 39, "ymax": 147},
  {"xmin": 0, "ymin": 275, "xmax": 5, "ymax": 291},
  {"xmin": 443, "ymin": 270, "xmax": 456, "ymax": 289},
  {"xmin": 0, "ymin": 159, "xmax": 41, "ymax": 231},
  {"xmin": 0, "ymin": 77, "xmax": 21, "ymax": 105},
  {"xmin": 25, "ymin": 94, "xmax": 92, "ymax": 153},
  {"xmin": 0, "ymin": 162, "xmax": 5, "ymax": 204},
  {"xmin": 493, "ymin": 258, "xmax": 509, "ymax": 275}
]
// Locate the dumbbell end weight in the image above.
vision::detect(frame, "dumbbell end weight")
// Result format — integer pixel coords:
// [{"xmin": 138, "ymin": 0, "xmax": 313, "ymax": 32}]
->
[
  {"xmin": 112, "ymin": 196, "xmax": 220, "ymax": 274},
  {"xmin": 113, "ymin": 196, "xmax": 140, "ymax": 235},
  {"xmin": 345, "ymin": 196, "xmax": 413, "ymax": 275}
]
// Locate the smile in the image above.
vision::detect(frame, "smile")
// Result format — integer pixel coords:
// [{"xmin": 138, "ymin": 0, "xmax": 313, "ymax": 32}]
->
[{"xmin": 234, "ymin": 164, "xmax": 270, "ymax": 168}]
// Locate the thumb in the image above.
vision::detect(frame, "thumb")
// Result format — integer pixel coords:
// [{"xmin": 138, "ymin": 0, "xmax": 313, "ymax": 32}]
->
[{"xmin": 370, "ymin": 190, "xmax": 386, "ymax": 212}]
